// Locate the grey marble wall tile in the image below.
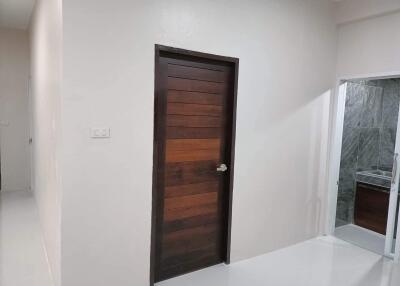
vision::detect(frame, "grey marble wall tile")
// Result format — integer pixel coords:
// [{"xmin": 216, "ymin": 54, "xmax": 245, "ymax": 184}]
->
[
  {"xmin": 336, "ymin": 196, "xmax": 349, "ymax": 223},
  {"xmin": 360, "ymin": 86, "xmax": 383, "ymax": 128},
  {"xmin": 382, "ymin": 82, "xmax": 400, "ymax": 128},
  {"xmin": 379, "ymin": 128, "xmax": 396, "ymax": 170},
  {"xmin": 344, "ymin": 83, "xmax": 364, "ymax": 128},
  {"xmin": 335, "ymin": 218, "xmax": 348, "ymax": 228},
  {"xmin": 366, "ymin": 79, "xmax": 387, "ymax": 88},
  {"xmin": 347, "ymin": 207, "xmax": 354, "ymax": 223},
  {"xmin": 338, "ymin": 167, "xmax": 355, "ymax": 191},
  {"xmin": 357, "ymin": 128, "xmax": 380, "ymax": 170},
  {"xmin": 340, "ymin": 127, "xmax": 360, "ymax": 169},
  {"xmin": 336, "ymin": 188, "xmax": 355, "ymax": 224},
  {"xmin": 336, "ymin": 167, "xmax": 356, "ymax": 224}
]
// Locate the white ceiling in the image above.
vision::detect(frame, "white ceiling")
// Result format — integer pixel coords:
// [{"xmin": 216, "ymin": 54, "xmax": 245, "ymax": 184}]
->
[{"xmin": 0, "ymin": 0, "xmax": 35, "ymax": 30}]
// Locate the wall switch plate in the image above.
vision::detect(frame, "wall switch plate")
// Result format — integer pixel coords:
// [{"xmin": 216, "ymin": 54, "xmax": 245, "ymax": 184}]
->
[
  {"xmin": 0, "ymin": 120, "xmax": 10, "ymax": 126},
  {"xmin": 90, "ymin": 128, "xmax": 111, "ymax": 138}
]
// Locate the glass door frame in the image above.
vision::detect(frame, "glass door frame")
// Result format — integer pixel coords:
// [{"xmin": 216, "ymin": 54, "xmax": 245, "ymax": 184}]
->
[
  {"xmin": 327, "ymin": 73, "xmax": 400, "ymax": 261},
  {"xmin": 385, "ymin": 109, "xmax": 400, "ymax": 261}
]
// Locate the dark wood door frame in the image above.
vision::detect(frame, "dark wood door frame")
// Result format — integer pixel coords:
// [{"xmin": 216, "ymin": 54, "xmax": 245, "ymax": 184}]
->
[{"xmin": 150, "ymin": 45, "xmax": 239, "ymax": 285}]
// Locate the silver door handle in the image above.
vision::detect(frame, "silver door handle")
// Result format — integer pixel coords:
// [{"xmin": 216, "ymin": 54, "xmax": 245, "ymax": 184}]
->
[
  {"xmin": 217, "ymin": 164, "xmax": 228, "ymax": 172},
  {"xmin": 392, "ymin": 153, "xmax": 398, "ymax": 186}
]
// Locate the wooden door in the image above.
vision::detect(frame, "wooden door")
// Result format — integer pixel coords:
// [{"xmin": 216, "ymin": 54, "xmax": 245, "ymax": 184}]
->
[{"xmin": 152, "ymin": 46, "xmax": 238, "ymax": 283}]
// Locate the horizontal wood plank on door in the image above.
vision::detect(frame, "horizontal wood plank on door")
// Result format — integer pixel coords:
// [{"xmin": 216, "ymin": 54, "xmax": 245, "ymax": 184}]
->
[
  {"xmin": 163, "ymin": 203, "xmax": 218, "ymax": 222},
  {"xmin": 167, "ymin": 115, "xmax": 221, "ymax": 128},
  {"xmin": 168, "ymin": 90, "xmax": 223, "ymax": 106},
  {"xmin": 165, "ymin": 161, "xmax": 219, "ymax": 187},
  {"xmin": 158, "ymin": 255, "xmax": 221, "ymax": 281},
  {"xmin": 166, "ymin": 139, "xmax": 220, "ymax": 152},
  {"xmin": 161, "ymin": 244, "xmax": 219, "ymax": 267},
  {"xmin": 164, "ymin": 192, "xmax": 218, "ymax": 210},
  {"xmin": 167, "ymin": 63, "xmax": 228, "ymax": 83},
  {"xmin": 167, "ymin": 127, "xmax": 220, "ymax": 139},
  {"xmin": 163, "ymin": 213, "xmax": 219, "ymax": 233},
  {"xmin": 162, "ymin": 223, "xmax": 218, "ymax": 245},
  {"xmin": 167, "ymin": 102, "xmax": 222, "ymax": 117},
  {"xmin": 165, "ymin": 57, "xmax": 232, "ymax": 72},
  {"xmin": 168, "ymin": 77, "xmax": 227, "ymax": 94},
  {"xmin": 161, "ymin": 239, "xmax": 219, "ymax": 267},
  {"xmin": 164, "ymin": 181, "xmax": 220, "ymax": 198},
  {"xmin": 162, "ymin": 240, "xmax": 218, "ymax": 261},
  {"xmin": 166, "ymin": 148, "xmax": 220, "ymax": 162}
]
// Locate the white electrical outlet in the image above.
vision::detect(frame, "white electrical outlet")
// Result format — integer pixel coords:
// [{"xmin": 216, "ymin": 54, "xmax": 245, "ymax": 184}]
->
[{"xmin": 90, "ymin": 128, "xmax": 111, "ymax": 138}]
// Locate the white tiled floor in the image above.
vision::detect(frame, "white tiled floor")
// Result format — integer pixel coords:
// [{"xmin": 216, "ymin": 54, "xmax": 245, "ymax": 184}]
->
[
  {"xmin": 0, "ymin": 190, "xmax": 54, "ymax": 286},
  {"xmin": 2, "ymin": 190, "xmax": 400, "ymax": 286},
  {"xmin": 158, "ymin": 236, "xmax": 400, "ymax": 286},
  {"xmin": 334, "ymin": 224, "xmax": 386, "ymax": 255}
]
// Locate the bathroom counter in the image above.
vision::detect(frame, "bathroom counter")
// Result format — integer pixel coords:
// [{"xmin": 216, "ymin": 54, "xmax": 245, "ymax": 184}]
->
[{"xmin": 355, "ymin": 170, "xmax": 392, "ymax": 189}]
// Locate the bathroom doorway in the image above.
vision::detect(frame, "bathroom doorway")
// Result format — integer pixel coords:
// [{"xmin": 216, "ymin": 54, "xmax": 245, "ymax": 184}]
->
[{"xmin": 329, "ymin": 77, "xmax": 400, "ymax": 261}]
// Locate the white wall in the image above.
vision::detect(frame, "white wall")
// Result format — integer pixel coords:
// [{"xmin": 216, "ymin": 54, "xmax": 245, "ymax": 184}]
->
[
  {"xmin": 336, "ymin": 11, "xmax": 400, "ymax": 78},
  {"xmin": 29, "ymin": 0, "xmax": 62, "ymax": 285},
  {"xmin": 334, "ymin": 0, "xmax": 400, "ymax": 25},
  {"xmin": 0, "ymin": 28, "xmax": 30, "ymax": 192},
  {"xmin": 61, "ymin": 1, "xmax": 336, "ymax": 285}
]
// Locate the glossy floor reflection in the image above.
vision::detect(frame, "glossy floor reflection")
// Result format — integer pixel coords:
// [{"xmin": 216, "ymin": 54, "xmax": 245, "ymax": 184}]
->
[
  {"xmin": 157, "ymin": 236, "xmax": 400, "ymax": 286},
  {"xmin": 335, "ymin": 224, "xmax": 386, "ymax": 255},
  {"xmin": 0, "ymin": 190, "xmax": 54, "ymax": 286}
]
